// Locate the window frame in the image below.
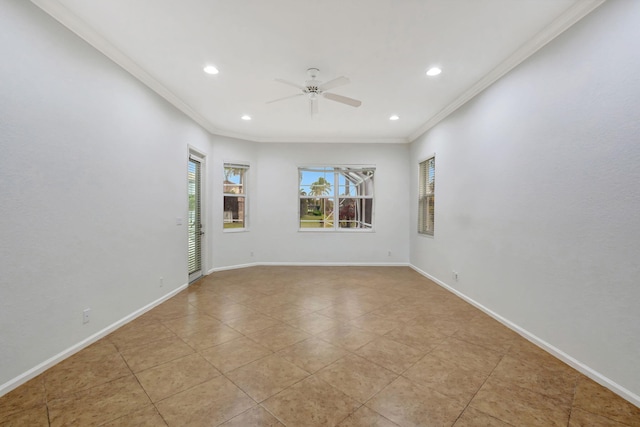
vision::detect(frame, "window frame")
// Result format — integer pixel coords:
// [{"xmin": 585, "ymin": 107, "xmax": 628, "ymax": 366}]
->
[
  {"xmin": 223, "ymin": 162, "xmax": 249, "ymax": 232},
  {"xmin": 298, "ymin": 165, "xmax": 375, "ymax": 232},
  {"xmin": 418, "ymin": 156, "xmax": 435, "ymax": 236}
]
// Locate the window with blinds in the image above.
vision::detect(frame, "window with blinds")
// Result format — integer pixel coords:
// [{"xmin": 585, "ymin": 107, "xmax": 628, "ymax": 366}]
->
[
  {"xmin": 223, "ymin": 163, "xmax": 249, "ymax": 230},
  {"xmin": 418, "ymin": 156, "xmax": 435, "ymax": 235}
]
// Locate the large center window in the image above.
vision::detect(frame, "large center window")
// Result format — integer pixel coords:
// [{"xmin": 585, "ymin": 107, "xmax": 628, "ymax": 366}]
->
[{"xmin": 299, "ymin": 166, "xmax": 375, "ymax": 231}]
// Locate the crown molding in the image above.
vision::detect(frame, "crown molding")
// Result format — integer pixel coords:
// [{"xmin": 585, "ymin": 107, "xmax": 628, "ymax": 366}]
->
[
  {"xmin": 408, "ymin": 0, "xmax": 607, "ymax": 142},
  {"xmin": 250, "ymin": 136, "xmax": 409, "ymax": 144},
  {"xmin": 31, "ymin": 0, "xmax": 605, "ymax": 145},
  {"xmin": 29, "ymin": 0, "xmax": 410, "ymax": 145},
  {"xmin": 30, "ymin": 0, "xmax": 233, "ymax": 137}
]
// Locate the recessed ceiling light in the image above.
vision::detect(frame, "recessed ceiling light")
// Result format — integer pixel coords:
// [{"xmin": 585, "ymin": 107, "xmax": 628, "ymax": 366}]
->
[
  {"xmin": 389, "ymin": 115, "xmax": 400, "ymax": 121},
  {"xmin": 426, "ymin": 67, "xmax": 442, "ymax": 77},
  {"xmin": 203, "ymin": 65, "xmax": 219, "ymax": 75},
  {"xmin": 241, "ymin": 115, "xmax": 252, "ymax": 121}
]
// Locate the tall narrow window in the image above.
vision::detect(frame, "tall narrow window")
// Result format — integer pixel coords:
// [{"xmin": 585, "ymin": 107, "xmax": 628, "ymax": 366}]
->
[
  {"xmin": 223, "ymin": 163, "xmax": 248, "ymax": 229},
  {"xmin": 419, "ymin": 157, "xmax": 435, "ymax": 235},
  {"xmin": 299, "ymin": 166, "xmax": 375, "ymax": 231}
]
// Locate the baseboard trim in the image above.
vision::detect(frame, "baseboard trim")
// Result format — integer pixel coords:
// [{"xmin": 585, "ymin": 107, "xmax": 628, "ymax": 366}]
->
[
  {"xmin": 208, "ymin": 261, "xmax": 409, "ymax": 272},
  {"xmin": 0, "ymin": 283, "xmax": 188, "ymax": 398},
  {"xmin": 409, "ymin": 264, "xmax": 640, "ymax": 408},
  {"xmin": 207, "ymin": 263, "xmax": 259, "ymax": 274}
]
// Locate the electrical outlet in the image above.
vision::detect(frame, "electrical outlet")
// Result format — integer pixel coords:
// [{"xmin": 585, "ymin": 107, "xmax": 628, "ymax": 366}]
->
[
  {"xmin": 250, "ymin": 251, "xmax": 254, "ymax": 257},
  {"xmin": 388, "ymin": 250, "xmax": 392, "ymax": 257},
  {"xmin": 452, "ymin": 271, "xmax": 459, "ymax": 282},
  {"xmin": 83, "ymin": 308, "xmax": 91, "ymax": 324},
  {"xmin": 159, "ymin": 276, "xmax": 164, "ymax": 287}
]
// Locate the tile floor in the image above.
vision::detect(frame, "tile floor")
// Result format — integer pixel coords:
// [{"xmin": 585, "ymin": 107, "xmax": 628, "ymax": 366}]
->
[{"xmin": 1, "ymin": 266, "xmax": 639, "ymax": 426}]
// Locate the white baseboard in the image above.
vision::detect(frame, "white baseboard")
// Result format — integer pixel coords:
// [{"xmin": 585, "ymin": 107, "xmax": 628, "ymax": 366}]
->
[
  {"xmin": 209, "ymin": 261, "xmax": 409, "ymax": 272},
  {"xmin": 207, "ymin": 262, "xmax": 259, "ymax": 274},
  {"xmin": 0, "ymin": 283, "xmax": 188, "ymax": 398},
  {"xmin": 409, "ymin": 264, "xmax": 640, "ymax": 408}
]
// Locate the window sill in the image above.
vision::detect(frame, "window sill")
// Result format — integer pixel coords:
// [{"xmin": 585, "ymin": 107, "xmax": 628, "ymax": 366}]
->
[
  {"xmin": 298, "ymin": 228, "xmax": 374, "ymax": 233},
  {"xmin": 223, "ymin": 228, "xmax": 249, "ymax": 233}
]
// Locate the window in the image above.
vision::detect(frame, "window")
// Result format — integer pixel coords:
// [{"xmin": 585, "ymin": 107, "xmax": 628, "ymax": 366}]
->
[
  {"xmin": 223, "ymin": 163, "xmax": 248, "ymax": 229},
  {"xmin": 299, "ymin": 166, "xmax": 374, "ymax": 230},
  {"xmin": 419, "ymin": 156, "xmax": 435, "ymax": 235}
]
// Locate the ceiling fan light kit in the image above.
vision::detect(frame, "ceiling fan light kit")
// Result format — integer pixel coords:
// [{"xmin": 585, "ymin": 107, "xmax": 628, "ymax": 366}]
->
[{"xmin": 268, "ymin": 68, "xmax": 362, "ymax": 116}]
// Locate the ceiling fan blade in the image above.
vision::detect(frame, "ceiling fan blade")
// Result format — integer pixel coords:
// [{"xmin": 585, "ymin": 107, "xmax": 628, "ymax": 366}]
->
[
  {"xmin": 318, "ymin": 76, "xmax": 349, "ymax": 92},
  {"xmin": 274, "ymin": 78, "xmax": 305, "ymax": 90},
  {"xmin": 266, "ymin": 93, "xmax": 304, "ymax": 104},
  {"xmin": 323, "ymin": 92, "xmax": 362, "ymax": 107}
]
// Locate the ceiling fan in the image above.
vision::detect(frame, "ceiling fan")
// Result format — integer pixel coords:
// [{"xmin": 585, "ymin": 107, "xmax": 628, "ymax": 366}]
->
[{"xmin": 268, "ymin": 68, "xmax": 362, "ymax": 116}]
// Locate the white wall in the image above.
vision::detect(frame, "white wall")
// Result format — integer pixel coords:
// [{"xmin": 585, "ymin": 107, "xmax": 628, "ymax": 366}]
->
[
  {"xmin": 0, "ymin": 0, "xmax": 215, "ymax": 391},
  {"xmin": 0, "ymin": 1, "xmax": 410, "ymax": 394},
  {"xmin": 410, "ymin": 0, "xmax": 640, "ymax": 402},
  {"xmin": 207, "ymin": 135, "xmax": 260, "ymax": 269},
  {"xmin": 251, "ymin": 143, "xmax": 410, "ymax": 265}
]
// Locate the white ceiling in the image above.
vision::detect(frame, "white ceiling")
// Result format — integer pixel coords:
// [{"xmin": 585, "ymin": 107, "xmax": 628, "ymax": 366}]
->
[{"xmin": 32, "ymin": 0, "xmax": 604, "ymax": 143}]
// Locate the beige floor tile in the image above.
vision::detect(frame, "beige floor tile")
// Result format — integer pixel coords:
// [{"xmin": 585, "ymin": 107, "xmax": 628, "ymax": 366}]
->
[
  {"xmin": 289, "ymin": 295, "xmax": 334, "ymax": 311},
  {"xmin": 367, "ymin": 377, "xmax": 466, "ymax": 427},
  {"xmin": 489, "ymin": 354, "xmax": 579, "ymax": 406},
  {"xmin": 109, "ymin": 320, "xmax": 176, "ymax": 350},
  {"xmin": 403, "ymin": 354, "xmax": 489, "ymax": 402},
  {"xmin": 407, "ymin": 316, "xmax": 464, "ymax": 336},
  {"xmin": 101, "ymin": 405, "xmax": 168, "ymax": 426},
  {"xmin": 572, "ymin": 376, "xmax": 640, "ymax": 425},
  {"xmin": 226, "ymin": 354, "xmax": 310, "ymax": 402},
  {"xmin": 507, "ymin": 338, "xmax": 573, "ymax": 372},
  {"xmin": 369, "ymin": 303, "xmax": 421, "ymax": 323},
  {"xmin": 349, "ymin": 313, "xmax": 403, "ymax": 335},
  {"xmin": 10, "ymin": 266, "xmax": 638, "ymax": 426},
  {"xmin": 453, "ymin": 317, "xmax": 518, "ymax": 354},
  {"xmin": 337, "ymin": 405, "xmax": 399, "ymax": 427},
  {"xmin": 262, "ymin": 376, "xmax": 360, "ymax": 427},
  {"xmin": 215, "ymin": 287, "xmax": 266, "ymax": 303},
  {"xmin": 147, "ymin": 299, "xmax": 200, "ymax": 321},
  {"xmin": 385, "ymin": 320, "xmax": 451, "ymax": 350},
  {"xmin": 277, "ymin": 337, "xmax": 347, "ymax": 373},
  {"xmin": 316, "ymin": 354, "xmax": 398, "ymax": 403},
  {"xmin": 355, "ymin": 337, "xmax": 425, "ymax": 374},
  {"xmin": 470, "ymin": 377, "xmax": 570, "ymax": 426},
  {"xmin": 568, "ymin": 407, "xmax": 633, "ymax": 427},
  {"xmin": 242, "ymin": 294, "xmax": 294, "ymax": 312},
  {"xmin": 207, "ymin": 302, "xmax": 258, "ymax": 322},
  {"xmin": 0, "ymin": 376, "xmax": 45, "ymax": 421},
  {"xmin": 135, "ymin": 353, "xmax": 220, "ymax": 402},
  {"xmin": 180, "ymin": 323, "xmax": 243, "ymax": 350},
  {"xmin": 452, "ymin": 406, "xmax": 512, "ymax": 426},
  {"xmin": 225, "ymin": 312, "xmax": 283, "ymax": 335},
  {"xmin": 119, "ymin": 335, "xmax": 194, "ymax": 373},
  {"xmin": 44, "ymin": 341, "xmax": 131, "ymax": 400},
  {"xmin": 256, "ymin": 303, "xmax": 312, "ymax": 322},
  {"xmin": 429, "ymin": 337, "xmax": 503, "ymax": 375},
  {"xmin": 48, "ymin": 375, "xmax": 150, "ymax": 427},
  {"xmin": 155, "ymin": 376, "xmax": 254, "ymax": 427},
  {"xmin": 160, "ymin": 313, "xmax": 221, "ymax": 337},
  {"xmin": 286, "ymin": 312, "xmax": 344, "ymax": 335},
  {"xmin": 186, "ymin": 289, "xmax": 233, "ymax": 309},
  {"xmin": 200, "ymin": 336, "xmax": 272, "ymax": 373},
  {"xmin": 317, "ymin": 325, "xmax": 377, "ymax": 351},
  {"xmin": 318, "ymin": 303, "xmax": 375, "ymax": 321},
  {"xmin": 247, "ymin": 324, "xmax": 311, "ymax": 351},
  {"xmin": 0, "ymin": 404, "xmax": 48, "ymax": 427},
  {"xmin": 219, "ymin": 405, "xmax": 284, "ymax": 427}
]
